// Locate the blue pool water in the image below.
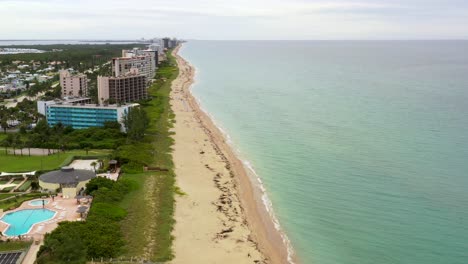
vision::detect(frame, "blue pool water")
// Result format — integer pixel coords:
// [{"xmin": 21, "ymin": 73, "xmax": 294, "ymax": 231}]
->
[
  {"xmin": 29, "ymin": 200, "xmax": 49, "ymax": 206},
  {"xmin": 1, "ymin": 209, "xmax": 55, "ymax": 236}
]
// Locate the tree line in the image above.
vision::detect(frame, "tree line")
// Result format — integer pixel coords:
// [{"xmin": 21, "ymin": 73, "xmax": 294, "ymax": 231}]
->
[{"xmin": 0, "ymin": 44, "xmax": 145, "ymax": 73}]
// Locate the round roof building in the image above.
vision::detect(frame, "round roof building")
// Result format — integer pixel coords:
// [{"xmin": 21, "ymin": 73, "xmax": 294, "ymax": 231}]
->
[{"xmin": 39, "ymin": 167, "xmax": 96, "ymax": 198}]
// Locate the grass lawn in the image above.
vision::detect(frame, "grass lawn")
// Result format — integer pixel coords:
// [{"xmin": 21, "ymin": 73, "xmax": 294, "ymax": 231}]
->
[
  {"xmin": 1, "ymin": 186, "xmax": 15, "ymax": 192},
  {"xmin": 0, "ymin": 193, "xmax": 18, "ymax": 200},
  {"xmin": 16, "ymin": 180, "xmax": 32, "ymax": 192},
  {"xmin": 118, "ymin": 50, "xmax": 178, "ymax": 262},
  {"xmin": 120, "ymin": 172, "xmax": 175, "ymax": 261},
  {"xmin": 0, "ymin": 133, "xmax": 6, "ymax": 143},
  {"xmin": 0, "ymin": 193, "xmax": 44, "ymax": 210},
  {"xmin": 0, "ymin": 240, "xmax": 31, "ymax": 252},
  {"xmin": 12, "ymin": 179, "xmax": 23, "ymax": 185},
  {"xmin": 0, "ymin": 149, "xmax": 111, "ymax": 172}
]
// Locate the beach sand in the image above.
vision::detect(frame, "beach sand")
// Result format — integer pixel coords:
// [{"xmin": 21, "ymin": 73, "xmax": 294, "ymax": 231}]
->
[{"xmin": 170, "ymin": 45, "xmax": 291, "ymax": 264}]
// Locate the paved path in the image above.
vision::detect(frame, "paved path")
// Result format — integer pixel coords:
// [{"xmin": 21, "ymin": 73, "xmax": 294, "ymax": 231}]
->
[
  {"xmin": 10, "ymin": 177, "xmax": 27, "ymax": 193},
  {"xmin": 69, "ymin": 159, "xmax": 100, "ymax": 171},
  {"xmin": 22, "ymin": 240, "xmax": 43, "ymax": 264}
]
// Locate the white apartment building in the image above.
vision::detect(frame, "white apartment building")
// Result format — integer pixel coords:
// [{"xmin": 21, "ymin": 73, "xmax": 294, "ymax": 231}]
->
[
  {"xmin": 148, "ymin": 43, "xmax": 162, "ymax": 53},
  {"xmin": 112, "ymin": 49, "xmax": 156, "ymax": 81}
]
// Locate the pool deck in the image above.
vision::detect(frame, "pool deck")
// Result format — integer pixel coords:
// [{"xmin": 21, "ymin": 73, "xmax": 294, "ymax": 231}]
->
[
  {"xmin": 0, "ymin": 196, "xmax": 91, "ymax": 264},
  {"xmin": 0, "ymin": 196, "xmax": 90, "ymax": 240}
]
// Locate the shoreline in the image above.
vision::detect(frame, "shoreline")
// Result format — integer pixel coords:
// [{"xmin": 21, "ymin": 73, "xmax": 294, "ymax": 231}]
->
[{"xmin": 170, "ymin": 45, "xmax": 294, "ymax": 263}]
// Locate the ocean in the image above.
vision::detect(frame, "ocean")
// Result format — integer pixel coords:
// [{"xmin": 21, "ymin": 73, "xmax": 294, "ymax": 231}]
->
[{"xmin": 179, "ymin": 40, "xmax": 468, "ymax": 264}]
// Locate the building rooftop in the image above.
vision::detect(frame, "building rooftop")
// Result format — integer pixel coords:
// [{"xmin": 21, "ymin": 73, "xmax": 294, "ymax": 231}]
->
[
  {"xmin": 39, "ymin": 167, "xmax": 96, "ymax": 185},
  {"xmin": 40, "ymin": 97, "xmax": 138, "ymax": 109},
  {"xmin": 49, "ymin": 102, "xmax": 138, "ymax": 109}
]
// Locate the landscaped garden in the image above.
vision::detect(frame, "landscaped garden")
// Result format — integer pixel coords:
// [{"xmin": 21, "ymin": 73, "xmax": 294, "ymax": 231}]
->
[
  {"xmin": 0, "ymin": 193, "xmax": 17, "ymax": 200},
  {"xmin": 16, "ymin": 180, "xmax": 32, "ymax": 192},
  {"xmin": 0, "ymin": 193, "xmax": 44, "ymax": 210},
  {"xmin": 0, "ymin": 240, "xmax": 32, "ymax": 252}
]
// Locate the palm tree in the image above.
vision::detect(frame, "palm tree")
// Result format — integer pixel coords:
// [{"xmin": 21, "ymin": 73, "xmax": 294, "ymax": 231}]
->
[
  {"xmin": 0, "ymin": 116, "xmax": 8, "ymax": 134},
  {"xmin": 90, "ymin": 161, "xmax": 97, "ymax": 172},
  {"xmin": 26, "ymin": 137, "xmax": 34, "ymax": 156},
  {"xmin": 13, "ymin": 134, "xmax": 21, "ymax": 156},
  {"xmin": 1, "ymin": 137, "xmax": 9, "ymax": 155},
  {"xmin": 17, "ymin": 137, "xmax": 24, "ymax": 156}
]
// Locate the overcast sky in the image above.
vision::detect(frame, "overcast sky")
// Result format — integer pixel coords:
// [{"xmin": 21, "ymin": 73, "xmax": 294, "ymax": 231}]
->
[{"xmin": 1, "ymin": 0, "xmax": 467, "ymax": 40}]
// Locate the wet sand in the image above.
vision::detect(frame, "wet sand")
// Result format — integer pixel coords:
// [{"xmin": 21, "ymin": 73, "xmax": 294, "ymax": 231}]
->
[{"xmin": 170, "ymin": 45, "xmax": 291, "ymax": 264}]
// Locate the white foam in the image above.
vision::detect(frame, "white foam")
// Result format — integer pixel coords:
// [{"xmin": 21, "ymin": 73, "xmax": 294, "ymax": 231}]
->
[{"xmin": 243, "ymin": 160, "xmax": 296, "ymax": 264}]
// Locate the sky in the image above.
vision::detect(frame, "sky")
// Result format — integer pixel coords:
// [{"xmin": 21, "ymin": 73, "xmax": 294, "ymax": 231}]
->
[{"xmin": 1, "ymin": 0, "xmax": 468, "ymax": 40}]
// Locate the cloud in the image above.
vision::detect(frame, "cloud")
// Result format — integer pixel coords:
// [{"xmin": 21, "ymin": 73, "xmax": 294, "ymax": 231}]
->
[{"xmin": 0, "ymin": 0, "xmax": 467, "ymax": 39}]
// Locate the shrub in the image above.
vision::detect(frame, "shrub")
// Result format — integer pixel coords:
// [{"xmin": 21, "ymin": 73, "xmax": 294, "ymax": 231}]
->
[
  {"xmin": 38, "ymin": 176, "xmax": 136, "ymax": 262},
  {"xmin": 88, "ymin": 203, "xmax": 127, "ymax": 221},
  {"xmin": 85, "ymin": 177, "xmax": 114, "ymax": 195}
]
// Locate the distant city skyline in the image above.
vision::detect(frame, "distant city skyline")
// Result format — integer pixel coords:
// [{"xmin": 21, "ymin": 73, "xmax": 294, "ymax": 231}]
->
[{"xmin": 1, "ymin": 0, "xmax": 467, "ymax": 40}]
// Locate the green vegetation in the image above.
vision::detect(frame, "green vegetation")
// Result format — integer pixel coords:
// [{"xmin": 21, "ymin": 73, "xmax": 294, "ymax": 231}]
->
[
  {"xmin": 16, "ymin": 180, "xmax": 32, "ymax": 192},
  {"xmin": 0, "ymin": 44, "xmax": 144, "ymax": 102},
  {"xmin": 122, "ymin": 107, "xmax": 149, "ymax": 142},
  {"xmin": 11, "ymin": 179, "xmax": 23, "ymax": 184},
  {"xmin": 0, "ymin": 193, "xmax": 17, "ymax": 200},
  {"xmin": 0, "ymin": 193, "xmax": 44, "ymax": 210},
  {"xmin": 25, "ymin": 78, "xmax": 59, "ymax": 97},
  {"xmin": 0, "ymin": 240, "xmax": 31, "ymax": 252},
  {"xmin": 37, "ymin": 222, "xmax": 88, "ymax": 264},
  {"xmin": 37, "ymin": 177, "xmax": 136, "ymax": 263},
  {"xmin": 35, "ymin": 49, "xmax": 180, "ymax": 263},
  {"xmin": 0, "ymin": 98, "xmax": 40, "ymax": 133},
  {"xmin": 0, "ymin": 120, "xmax": 126, "ymax": 155},
  {"xmin": 0, "ymin": 149, "xmax": 110, "ymax": 172},
  {"xmin": 113, "ymin": 51, "xmax": 178, "ymax": 173},
  {"xmin": 0, "ymin": 186, "xmax": 15, "ymax": 192},
  {"xmin": 118, "ymin": 50, "xmax": 178, "ymax": 261},
  {"xmin": 0, "ymin": 44, "xmax": 145, "ymax": 74}
]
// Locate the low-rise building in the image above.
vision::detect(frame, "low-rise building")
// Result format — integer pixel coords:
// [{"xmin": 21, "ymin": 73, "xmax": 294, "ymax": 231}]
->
[
  {"xmin": 39, "ymin": 167, "xmax": 96, "ymax": 198},
  {"xmin": 37, "ymin": 97, "xmax": 138, "ymax": 131}
]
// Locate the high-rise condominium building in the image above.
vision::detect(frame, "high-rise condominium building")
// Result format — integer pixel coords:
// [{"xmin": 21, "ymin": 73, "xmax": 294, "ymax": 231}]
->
[
  {"xmin": 112, "ymin": 49, "xmax": 156, "ymax": 81},
  {"xmin": 162, "ymin": 38, "xmax": 170, "ymax": 49},
  {"xmin": 97, "ymin": 69, "xmax": 147, "ymax": 104},
  {"xmin": 59, "ymin": 70, "xmax": 88, "ymax": 97}
]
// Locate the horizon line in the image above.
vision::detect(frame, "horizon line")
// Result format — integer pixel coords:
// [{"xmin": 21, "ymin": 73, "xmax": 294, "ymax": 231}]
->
[{"xmin": 1, "ymin": 38, "xmax": 468, "ymax": 42}]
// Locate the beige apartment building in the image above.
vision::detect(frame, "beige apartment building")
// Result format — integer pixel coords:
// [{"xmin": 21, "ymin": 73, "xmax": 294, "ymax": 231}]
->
[
  {"xmin": 97, "ymin": 69, "xmax": 147, "ymax": 104},
  {"xmin": 59, "ymin": 70, "xmax": 88, "ymax": 97}
]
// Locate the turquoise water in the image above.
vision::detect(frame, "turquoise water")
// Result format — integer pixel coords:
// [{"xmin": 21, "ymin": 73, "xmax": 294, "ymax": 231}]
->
[
  {"xmin": 179, "ymin": 41, "xmax": 468, "ymax": 264},
  {"xmin": 29, "ymin": 199, "xmax": 49, "ymax": 206},
  {"xmin": 2, "ymin": 209, "xmax": 55, "ymax": 236}
]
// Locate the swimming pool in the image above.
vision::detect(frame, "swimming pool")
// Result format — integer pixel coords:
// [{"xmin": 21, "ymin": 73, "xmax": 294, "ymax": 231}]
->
[
  {"xmin": 1, "ymin": 209, "xmax": 55, "ymax": 236},
  {"xmin": 28, "ymin": 199, "xmax": 49, "ymax": 206}
]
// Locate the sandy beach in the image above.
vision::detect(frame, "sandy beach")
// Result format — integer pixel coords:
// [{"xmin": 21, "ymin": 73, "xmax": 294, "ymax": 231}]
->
[{"xmin": 170, "ymin": 45, "xmax": 291, "ymax": 264}]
